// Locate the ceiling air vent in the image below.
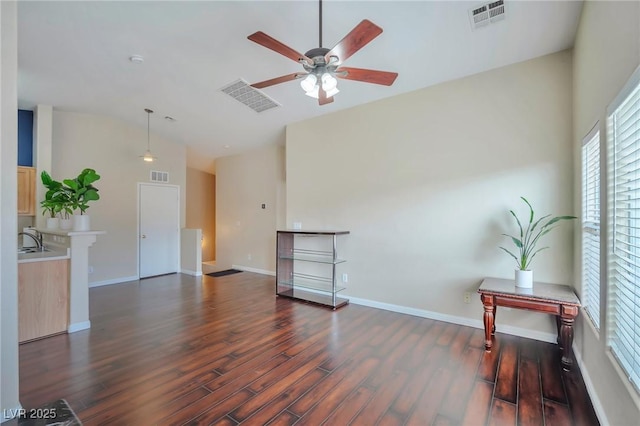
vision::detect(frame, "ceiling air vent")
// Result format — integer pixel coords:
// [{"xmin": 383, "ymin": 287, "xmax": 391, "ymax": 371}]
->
[
  {"xmin": 150, "ymin": 170, "xmax": 169, "ymax": 183},
  {"xmin": 220, "ymin": 79, "xmax": 280, "ymax": 113},
  {"xmin": 469, "ymin": 0, "xmax": 505, "ymax": 30}
]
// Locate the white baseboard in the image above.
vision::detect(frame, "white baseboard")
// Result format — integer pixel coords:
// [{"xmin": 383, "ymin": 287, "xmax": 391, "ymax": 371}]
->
[
  {"xmin": 231, "ymin": 264, "xmax": 276, "ymax": 277},
  {"xmin": 344, "ymin": 295, "xmax": 557, "ymax": 344},
  {"xmin": 89, "ymin": 275, "xmax": 138, "ymax": 288},
  {"xmin": 573, "ymin": 344, "xmax": 609, "ymax": 426},
  {"xmin": 2, "ymin": 403, "xmax": 24, "ymax": 422},
  {"xmin": 68, "ymin": 321, "xmax": 91, "ymax": 333},
  {"xmin": 181, "ymin": 268, "xmax": 202, "ymax": 277}
]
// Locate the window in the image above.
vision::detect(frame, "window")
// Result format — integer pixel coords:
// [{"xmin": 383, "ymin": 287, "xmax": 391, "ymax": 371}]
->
[
  {"xmin": 608, "ymin": 67, "xmax": 640, "ymax": 391},
  {"xmin": 582, "ymin": 127, "xmax": 600, "ymax": 329}
]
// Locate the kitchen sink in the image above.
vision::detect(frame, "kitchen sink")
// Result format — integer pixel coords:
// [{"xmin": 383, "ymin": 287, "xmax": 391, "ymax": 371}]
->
[{"xmin": 18, "ymin": 247, "xmax": 50, "ymax": 254}]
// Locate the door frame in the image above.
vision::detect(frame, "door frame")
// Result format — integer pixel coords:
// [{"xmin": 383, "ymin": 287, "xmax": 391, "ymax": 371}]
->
[{"xmin": 137, "ymin": 182, "xmax": 181, "ymax": 279}]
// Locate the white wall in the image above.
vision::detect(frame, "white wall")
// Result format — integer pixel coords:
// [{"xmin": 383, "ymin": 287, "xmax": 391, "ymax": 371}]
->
[
  {"xmin": 287, "ymin": 51, "xmax": 574, "ymax": 336},
  {"xmin": 215, "ymin": 143, "xmax": 285, "ymax": 274},
  {"xmin": 0, "ymin": 0, "xmax": 20, "ymax": 418},
  {"xmin": 51, "ymin": 111, "xmax": 187, "ymax": 284},
  {"xmin": 572, "ymin": 1, "xmax": 640, "ymax": 424}
]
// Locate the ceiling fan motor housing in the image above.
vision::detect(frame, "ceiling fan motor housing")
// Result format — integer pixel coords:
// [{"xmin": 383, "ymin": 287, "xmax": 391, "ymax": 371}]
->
[{"xmin": 302, "ymin": 47, "xmax": 335, "ymax": 70}]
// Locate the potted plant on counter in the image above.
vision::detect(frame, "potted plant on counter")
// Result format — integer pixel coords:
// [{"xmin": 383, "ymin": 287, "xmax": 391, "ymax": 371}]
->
[
  {"xmin": 40, "ymin": 171, "xmax": 63, "ymax": 229},
  {"xmin": 500, "ymin": 197, "xmax": 576, "ymax": 288},
  {"xmin": 58, "ymin": 190, "xmax": 74, "ymax": 230},
  {"xmin": 63, "ymin": 168, "xmax": 100, "ymax": 231}
]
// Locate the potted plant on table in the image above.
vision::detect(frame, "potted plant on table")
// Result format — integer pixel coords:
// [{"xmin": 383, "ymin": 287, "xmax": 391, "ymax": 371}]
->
[
  {"xmin": 63, "ymin": 168, "xmax": 101, "ymax": 231},
  {"xmin": 500, "ymin": 197, "xmax": 576, "ymax": 288}
]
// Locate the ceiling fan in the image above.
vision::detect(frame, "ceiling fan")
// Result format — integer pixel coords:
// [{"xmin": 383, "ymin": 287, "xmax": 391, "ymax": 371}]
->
[{"xmin": 247, "ymin": 0, "xmax": 398, "ymax": 106}]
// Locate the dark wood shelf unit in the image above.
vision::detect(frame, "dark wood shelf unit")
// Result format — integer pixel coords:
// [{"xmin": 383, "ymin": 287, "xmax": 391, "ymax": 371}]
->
[
  {"xmin": 276, "ymin": 288, "xmax": 350, "ymax": 309},
  {"xmin": 276, "ymin": 230, "xmax": 350, "ymax": 309}
]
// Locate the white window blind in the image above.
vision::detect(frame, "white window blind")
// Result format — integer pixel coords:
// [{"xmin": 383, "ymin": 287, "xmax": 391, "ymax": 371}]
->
[
  {"xmin": 608, "ymin": 70, "xmax": 640, "ymax": 391},
  {"xmin": 582, "ymin": 128, "xmax": 600, "ymax": 329}
]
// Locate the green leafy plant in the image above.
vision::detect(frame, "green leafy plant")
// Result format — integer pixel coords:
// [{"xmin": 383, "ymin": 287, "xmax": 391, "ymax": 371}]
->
[
  {"xmin": 40, "ymin": 170, "xmax": 65, "ymax": 218},
  {"xmin": 63, "ymin": 168, "xmax": 101, "ymax": 215},
  {"xmin": 500, "ymin": 197, "xmax": 576, "ymax": 271},
  {"xmin": 59, "ymin": 192, "xmax": 74, "ymax": 220}
]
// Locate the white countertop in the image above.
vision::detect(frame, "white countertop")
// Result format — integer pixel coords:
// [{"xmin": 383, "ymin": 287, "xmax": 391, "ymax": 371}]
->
[
  {"xmin": 36, "ymin": 228, "xmax": 106, "ymax": 237},
  {"xmin": 18, "ymin": 249, "xmax": 70, "ymax": 263}
]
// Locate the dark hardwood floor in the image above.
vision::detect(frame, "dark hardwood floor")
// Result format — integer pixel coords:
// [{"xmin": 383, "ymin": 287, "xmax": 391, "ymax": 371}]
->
[{"xmin": 17, "ymin": 272, "xmax": 599, "ymax": 425}]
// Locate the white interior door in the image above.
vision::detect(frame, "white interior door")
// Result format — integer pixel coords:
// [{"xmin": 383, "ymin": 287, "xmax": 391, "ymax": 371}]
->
[{"xmin": 139, "ymin": 183, "xmax": 180, "ymax": 278}]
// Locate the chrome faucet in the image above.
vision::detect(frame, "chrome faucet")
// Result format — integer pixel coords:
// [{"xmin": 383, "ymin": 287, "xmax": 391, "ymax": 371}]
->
[{"xmin": 18, "ymin": 231, "xmax": 43, "ymax": 249}]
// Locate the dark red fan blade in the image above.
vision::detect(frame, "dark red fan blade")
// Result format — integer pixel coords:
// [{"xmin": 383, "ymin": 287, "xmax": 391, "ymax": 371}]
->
[
  {"xmin": 336, "ymin": 67, "xmax": 398, "ymax": 86},
  {"xmin": 324, "ymin": 19, "xmax": 383, "ymax": 64},
  {"xmin": 318, "ymin": 86, "xmax": 334, "ymax": 106},
  {"xmin": 251, "ymin": 73, "xmax": 306, "ymax": 89},
  {"xmin": 248, "ymin": 31, "xmax": 312, "ymax": 65}
]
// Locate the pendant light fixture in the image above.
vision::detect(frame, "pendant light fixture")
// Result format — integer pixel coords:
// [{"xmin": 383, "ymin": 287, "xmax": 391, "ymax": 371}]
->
[{"xmin": 140, "ymin": 108, "xmax": 156, "ymax": 162}]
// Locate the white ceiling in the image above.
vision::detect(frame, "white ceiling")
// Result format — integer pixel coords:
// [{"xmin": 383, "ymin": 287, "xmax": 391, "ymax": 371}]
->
[{"xmin": 17, "ymin": 1, "xmax": 583, "ymax": 169}]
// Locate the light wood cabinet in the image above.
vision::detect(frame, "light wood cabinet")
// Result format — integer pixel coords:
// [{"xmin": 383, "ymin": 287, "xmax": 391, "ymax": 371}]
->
[
  {"xmin": 17, "ymin": 166, "xmax": 36, "ymax": 216},
  {"xmin": 18, "ymin": 259, "xmax": 69, "ymax": 343}
]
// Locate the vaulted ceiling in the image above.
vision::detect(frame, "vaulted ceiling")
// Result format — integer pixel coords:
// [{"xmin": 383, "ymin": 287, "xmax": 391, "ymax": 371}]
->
[{"xmin": 17, "ymin": 1, "xmax": 583, "ymax": 169}]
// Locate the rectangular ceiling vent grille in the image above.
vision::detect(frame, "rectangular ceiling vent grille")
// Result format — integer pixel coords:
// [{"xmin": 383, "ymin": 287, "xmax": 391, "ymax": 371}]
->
[
  {"xmin": 150, "ymin": 170, "xmax": 169, "ymax": 183},
  {"xmin": 469, "ymin": 0, "xmax": 505, "ymax": 30},
  {"xmin": 220, "ymin": 79, "xmax": 280, "ymax": 113}
]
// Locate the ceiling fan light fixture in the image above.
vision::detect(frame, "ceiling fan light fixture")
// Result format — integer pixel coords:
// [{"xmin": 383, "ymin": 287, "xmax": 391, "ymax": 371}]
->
[
  {"xmin": 325, "ymin": 87, "xmax": 339, "ymax": 97},
  {"xmin": 300, "ymin": 74, "xmax": 317, "ymax": 92},
  {"xmin": 304, "ymin": 85, "xmax": 320, "ymax": 99},
  {"xmin": 321, "ymin": 73, "xmax": 337, "ymax": 91}
]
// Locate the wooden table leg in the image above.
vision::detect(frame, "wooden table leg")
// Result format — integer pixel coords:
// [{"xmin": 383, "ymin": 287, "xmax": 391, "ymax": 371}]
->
[
  {"xmin": 559, "ymin": 306, "xmax": 579, "ymax": 371},
  {"xmin": 492, "ymin": 305, "xmax": 497, "ymax": 336},
  {"xmin": 481, "ymin": 294, "xmax": 494, "ymax": 351},
  {"xmin": 555, "ymin": 315, "xmax": 563, "ymax": 350}
]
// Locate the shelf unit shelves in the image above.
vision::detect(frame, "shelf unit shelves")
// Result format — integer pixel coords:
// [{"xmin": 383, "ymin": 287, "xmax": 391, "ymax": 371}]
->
[{"xmin": 276, "ymin": 230, "xmax": 350, "ymax": 309}]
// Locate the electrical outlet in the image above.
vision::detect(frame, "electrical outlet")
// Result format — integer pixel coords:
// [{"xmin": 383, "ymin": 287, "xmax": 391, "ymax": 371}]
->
[
  {"xmin": 248, "ymin": 253, "xmax": 252, "ymax": 260},
  {"xmin": 342, "ymin": 273, "xmax": 348, "ymax": 283},
  {"xmin": 464, "ymin": 292, "xmax": 471, "ymax": 304},
  {"xmin": 293, "ymin": 222, "xmax": 302, "ymax": 230},
  {"xmin": 89, "ymin": 266, "xmax": 94, "ymax": 274}
]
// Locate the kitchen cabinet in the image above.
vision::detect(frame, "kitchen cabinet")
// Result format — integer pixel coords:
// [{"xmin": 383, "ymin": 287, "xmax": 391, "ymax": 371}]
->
[
  {"xmin": 18, "ymin": 259, "xmax": 69, "ymax": 343},
  {"xmin": 18, "ymin": 166, "xmax": 36, "ymax": 216}
]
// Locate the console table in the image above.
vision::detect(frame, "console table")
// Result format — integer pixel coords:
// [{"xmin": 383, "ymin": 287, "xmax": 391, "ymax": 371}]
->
[{"xmin": 477, "ymin": 277, "xmax": 580, "ymax": 371}]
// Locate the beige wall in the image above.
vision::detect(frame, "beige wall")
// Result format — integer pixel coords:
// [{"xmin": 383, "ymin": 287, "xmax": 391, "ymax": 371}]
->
[
  {"xmin": 215, "ymin": 143, "xmax": 285, "ymax": 273},
  {"xmin": 0, "ymin": 0, "xmax": 20, "ymax": 417},
  {"xmin": 186, "ymin": 167, "xmax": 216, "ymax": 261},
  {"xmin": 51, "ymin": 111, "xmax": 187, "ymax": 284},
  {"xmin": 572, "ymin": 1, "xmax": 640, "ymax": 424},
  {"xmin": 287, "ymin": 51, "xmax": 574, "ymax": 335}
]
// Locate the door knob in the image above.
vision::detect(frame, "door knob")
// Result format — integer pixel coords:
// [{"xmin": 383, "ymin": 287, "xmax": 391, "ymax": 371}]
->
[{"xmin": 141, "ymin": 235, "xmax": 146, "ymax": 239}]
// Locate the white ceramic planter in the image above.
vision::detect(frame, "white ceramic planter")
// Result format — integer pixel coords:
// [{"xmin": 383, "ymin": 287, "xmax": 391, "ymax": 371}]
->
[
  {"xmin": 515, "ymin": 269, "xmax": 533, "ymax": 288},
  {"xmin": 73, "ymin": 214, "xmax": 91, "ymax": 231},
  {"xmin": 60, "ymin": 218, "xmax": 73, "ymax": 230},
  {"xmin": 46, "ymin": 217, "xmax": 59, "ymax": 229}
]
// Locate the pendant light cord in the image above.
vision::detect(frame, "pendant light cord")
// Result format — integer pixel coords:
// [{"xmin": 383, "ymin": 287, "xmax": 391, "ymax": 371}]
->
[{"xmin": 145, "ymin": 108, "xmax": 153, "ymax": 151}]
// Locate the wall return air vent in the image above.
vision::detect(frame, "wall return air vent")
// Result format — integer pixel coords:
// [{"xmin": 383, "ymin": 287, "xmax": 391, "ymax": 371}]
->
[
  {"xmin": 469, "ymin": 0, "xmax": 505, "ymax": 30},
  {"xmin": 150, "ymin": 170, "xmax": 169, "ymax": 183},
  {"xmin": 220, "ymin": 79, "xmax": 280, "ymax": 113}
]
